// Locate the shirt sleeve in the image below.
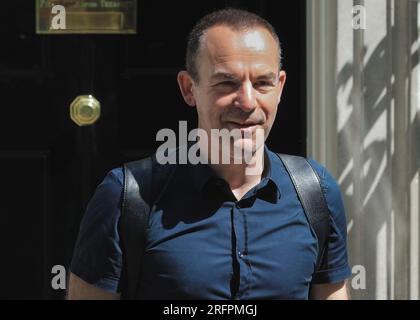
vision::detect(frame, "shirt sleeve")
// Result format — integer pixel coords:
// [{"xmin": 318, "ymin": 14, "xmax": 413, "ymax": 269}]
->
[
  {"xmin": 69, "ymin": 168, "xmax": 124, "ymax": 293},
  {"xmin": 307, "ymin": 159, "xmax": 352, "ymax": 284}
]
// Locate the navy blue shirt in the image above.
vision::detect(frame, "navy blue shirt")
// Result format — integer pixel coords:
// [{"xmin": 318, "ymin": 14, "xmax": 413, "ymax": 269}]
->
[{"xmin": 70, "ymin": 144, "xmax": 351, "ymax": 299}]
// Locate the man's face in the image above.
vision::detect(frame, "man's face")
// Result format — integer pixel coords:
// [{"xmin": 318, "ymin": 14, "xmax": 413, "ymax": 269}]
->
[{"xmin": 180, "ymin": 25, "xmax": 286, "ymax": 160}]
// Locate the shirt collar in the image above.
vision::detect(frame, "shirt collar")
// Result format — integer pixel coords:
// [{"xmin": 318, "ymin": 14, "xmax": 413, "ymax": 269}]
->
[{"xmin": 186, "ymin": 142, "xmax": 281, "ymax": 203}]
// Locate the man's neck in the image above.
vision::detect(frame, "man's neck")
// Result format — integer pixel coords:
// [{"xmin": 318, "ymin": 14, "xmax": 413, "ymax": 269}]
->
[{"xmin": 198, "ymin": 140, "xmax": 266, "ymax": 200}]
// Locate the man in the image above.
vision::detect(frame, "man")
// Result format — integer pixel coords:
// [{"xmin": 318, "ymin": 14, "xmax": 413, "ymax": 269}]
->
[{"xmin": 67, "ymin": 8, "xmax": 351, "ymax": 300}]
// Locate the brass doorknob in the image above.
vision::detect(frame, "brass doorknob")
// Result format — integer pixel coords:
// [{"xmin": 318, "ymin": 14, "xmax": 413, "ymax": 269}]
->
[{"xmin": 70, "ymin": 95, "xmax": 101, "ymax": 126}]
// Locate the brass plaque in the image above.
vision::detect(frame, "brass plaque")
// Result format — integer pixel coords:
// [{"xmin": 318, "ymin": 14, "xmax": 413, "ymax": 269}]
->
[{"xmin": 36, "ymin": 0, "xmax": 137, "ymax": 34}]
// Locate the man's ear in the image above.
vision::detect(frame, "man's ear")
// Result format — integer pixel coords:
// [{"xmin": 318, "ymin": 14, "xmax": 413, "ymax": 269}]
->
[
  {"xmin": 177, "ymin": 71, "xmax": 196, "ymax": 107},
  {"xmin": 277, "ymin": 70, "xmax": 287, "ymax": 104}
]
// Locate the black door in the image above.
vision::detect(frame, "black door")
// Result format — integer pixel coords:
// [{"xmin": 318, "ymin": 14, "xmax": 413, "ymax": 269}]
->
[{"xmin": 0, "ymin": 0, "xmax": 306, "ymax": 299}]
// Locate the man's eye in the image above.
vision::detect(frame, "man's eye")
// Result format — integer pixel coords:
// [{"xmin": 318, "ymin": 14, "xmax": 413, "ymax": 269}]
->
[
  {"xmin": 218, "ymin": 81, "xmax": 236, "ymax": 86},
  {"xmin": 255, "ymin": 81, "xmax": 274, "ymax": 87}
]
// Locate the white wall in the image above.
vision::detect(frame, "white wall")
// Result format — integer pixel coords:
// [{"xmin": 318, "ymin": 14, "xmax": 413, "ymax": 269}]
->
[{"xmin": 307, "ymin": 0, "xmax": 419, "ymax": 300}]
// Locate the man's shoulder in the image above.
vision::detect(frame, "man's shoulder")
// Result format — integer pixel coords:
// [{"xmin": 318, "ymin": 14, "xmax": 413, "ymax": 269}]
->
[
  {"xmin": 106, "ymin": 167, "xmax": 124, "ymax": 185},
  {"xmin": 305, "ymin": 159, "xmax": 342, "ymax": 200},
  {"xmin": 265, "ymin": 149, "xmax": 331, "ymax": 183},
  {"xmin": 98, "ymin": 167, "xmax": 124, "ymax": 191},
  {"xmin": 266, "ymin": 150, "xmax": 344, "ymax": 210},
  {"xmin": 86, "ymin": 167, "xmax": 124, "ymax": 209},
  {"xmin": 304, "ymin": 159, "xmax": 347, "ymax": 228}
]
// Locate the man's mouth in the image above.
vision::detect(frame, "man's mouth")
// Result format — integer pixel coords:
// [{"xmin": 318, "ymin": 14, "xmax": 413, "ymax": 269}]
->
[{"xmin": 225, "ymin": 121, "xmax": 261, "ymax": 131}]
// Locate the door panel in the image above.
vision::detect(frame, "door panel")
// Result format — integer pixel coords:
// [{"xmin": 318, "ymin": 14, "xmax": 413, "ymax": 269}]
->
[{"xmin": 0, "ymin": 152, "xmax": 50, "ymax": 299}]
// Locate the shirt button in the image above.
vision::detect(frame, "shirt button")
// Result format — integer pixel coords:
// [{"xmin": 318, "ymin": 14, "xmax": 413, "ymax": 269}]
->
[{"xmin": 238, "ymin": 251, "xmax": 244, "ymax": 258}]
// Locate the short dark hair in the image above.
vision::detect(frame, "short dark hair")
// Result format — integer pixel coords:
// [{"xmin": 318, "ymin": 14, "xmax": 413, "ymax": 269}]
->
[{"xmin": 186, "ymin": 8, "xmax": 282, "ymax": 82}]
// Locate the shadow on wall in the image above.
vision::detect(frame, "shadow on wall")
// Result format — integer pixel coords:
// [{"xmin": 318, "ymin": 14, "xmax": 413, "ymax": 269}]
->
[{"xmin": 335, "ymin": 18, "xmax": 419, "ymax": 299}]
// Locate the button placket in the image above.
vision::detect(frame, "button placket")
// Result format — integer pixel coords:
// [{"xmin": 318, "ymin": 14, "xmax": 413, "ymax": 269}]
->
[{"xmin": 232, "ymin": 205, "xmax": 251, "ymax": 298}]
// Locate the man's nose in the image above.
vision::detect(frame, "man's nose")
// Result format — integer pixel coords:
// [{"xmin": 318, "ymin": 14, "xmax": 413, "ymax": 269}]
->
[{"xmin": 235, "ymin": 81, "xmax": 257, "ymax": 111}]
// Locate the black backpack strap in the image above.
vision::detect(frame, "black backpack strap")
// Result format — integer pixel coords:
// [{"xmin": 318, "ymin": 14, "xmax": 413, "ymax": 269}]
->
[
  {"xmin": 118, "ymin": 156, "xmax": 176, "ymax": 299},
  {"xmin": 276, "ymin": 153, "xmax": 330, "ymax": 272},
  {"xmin": 119, "ymin": 157, "xmax": 153, "ymax": 300}
]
